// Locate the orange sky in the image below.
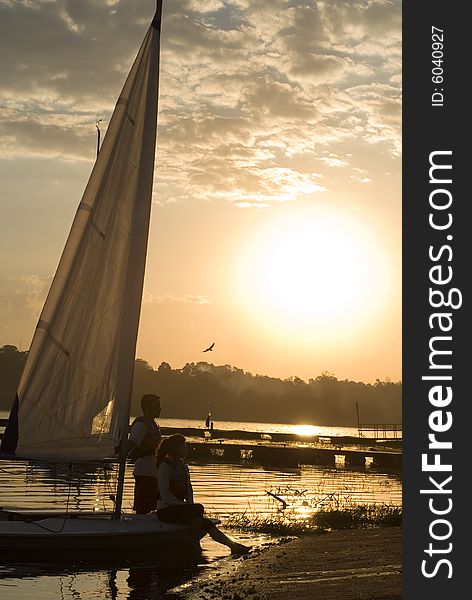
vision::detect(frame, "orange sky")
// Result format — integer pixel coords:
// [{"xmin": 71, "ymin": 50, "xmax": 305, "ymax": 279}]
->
[{"xmin": 0, "ymin": 0, "xmax": 401, "ymax": 383}]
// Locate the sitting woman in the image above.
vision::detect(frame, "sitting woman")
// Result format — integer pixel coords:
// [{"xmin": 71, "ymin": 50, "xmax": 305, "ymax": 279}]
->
[{"xmin": 156, "ymin": 434, "xmax": 251, "ymax": 554}]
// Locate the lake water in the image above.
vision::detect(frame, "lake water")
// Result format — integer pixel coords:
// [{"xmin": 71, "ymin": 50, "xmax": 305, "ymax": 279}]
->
[
  {"xmin": 149, "ymin": 417, "xmax": 401, "ymax": 439},
  {"xmin": 158, "ymin": 417, "xmax": 363, "ymax": 437},
  {"xmin": 0, "ymin": 418, "xmax": 401, "ymax": 599}
]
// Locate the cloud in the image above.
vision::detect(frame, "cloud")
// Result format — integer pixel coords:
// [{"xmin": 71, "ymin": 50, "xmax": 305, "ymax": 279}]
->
[
  {"xmin": 235, "ymin": 201, "xmax": 270, "ymax": 209},
  {"xmin": 240, "ymin": 77, "xmax": 318, "ymax": 120},
  {"xmin": 321, "ymin": 155, "xmax": 350, "ymax": 168},
  {"xmin": 143, "ymin": 292, "xmax": 212, "ymax": 305},
  {"xmin": 0, "ymin": 273, "xmax": 52, "ymax": 314},
  {"xmin": 0, "ymin": 113, "xmax": 95, "ymax": 160},
  {"xmin": 0, "ymin": 0, "xmax": 401, "ymax": 203}
]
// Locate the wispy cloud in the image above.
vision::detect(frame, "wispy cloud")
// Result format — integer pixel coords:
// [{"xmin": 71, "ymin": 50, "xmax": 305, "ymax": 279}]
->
[
  {"xmin": 143, "ymin": 292, "xmax": 212, "ymax": 305},
  {"xmin": 0, "ymin": 274, "xmax": 52, "ymax": 314}
]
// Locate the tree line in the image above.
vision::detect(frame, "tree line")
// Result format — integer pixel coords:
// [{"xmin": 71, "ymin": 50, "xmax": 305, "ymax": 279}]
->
[{"xmin": 0, "ymin": 346, "xmax": 401, "ymax": 426}]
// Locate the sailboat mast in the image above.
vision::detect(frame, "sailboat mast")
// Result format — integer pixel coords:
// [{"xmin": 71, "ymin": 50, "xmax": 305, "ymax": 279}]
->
[
  {"xmin": 113, "ymin": 0, "xmax": 164, "ymax": 519},
  {"xmin": 95, "ymin": 119, "xmax": 102, "ymax": 158},
  {"xmin": 114, "ymin": 454, "xmax": 127, "ymax": 519}
]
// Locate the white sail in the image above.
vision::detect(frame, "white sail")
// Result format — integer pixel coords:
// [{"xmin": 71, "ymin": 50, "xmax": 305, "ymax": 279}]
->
[{"xmin": 5, "ymin": 15, "xmax": 162, "ymax": 461}]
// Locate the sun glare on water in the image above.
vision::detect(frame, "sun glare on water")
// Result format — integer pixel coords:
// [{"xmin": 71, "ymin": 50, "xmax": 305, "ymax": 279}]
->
[
  {"xmin": 293, "ymin": 424, "xmax": 319, "ymax": 437},
  {"xmin": 236, "ymin": 207, "xmax": 389, "ymax": 343}
]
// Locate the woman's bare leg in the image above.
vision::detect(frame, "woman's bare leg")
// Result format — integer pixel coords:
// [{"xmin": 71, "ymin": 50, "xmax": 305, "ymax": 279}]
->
[{"xmin": 207, "ymin": 524, "xmax": 251, "ymax": 554}]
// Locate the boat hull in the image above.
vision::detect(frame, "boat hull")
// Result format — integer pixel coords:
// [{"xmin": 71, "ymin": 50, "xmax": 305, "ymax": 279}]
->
[{"xmin": 0, "ymin": 514, "xmax": 204, "ymax": 561}]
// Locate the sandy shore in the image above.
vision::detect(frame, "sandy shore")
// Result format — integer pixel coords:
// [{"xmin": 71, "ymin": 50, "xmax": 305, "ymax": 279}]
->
[{"xmin": 180, "ymin": 527, "xmax": 402, "ymax": 600}]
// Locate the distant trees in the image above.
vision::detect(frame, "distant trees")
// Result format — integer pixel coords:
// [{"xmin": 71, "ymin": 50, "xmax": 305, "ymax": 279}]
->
[
  {"xmin": 130, "ymin": 361, "xmax": 401, "ymax": 426},
  {"xmin": 0, "ymin": 345, "xmax": 402, "ymax": 426},
  {"xmin": 0, "ymin": 345, "xmax": 28, "ymax": 412}
]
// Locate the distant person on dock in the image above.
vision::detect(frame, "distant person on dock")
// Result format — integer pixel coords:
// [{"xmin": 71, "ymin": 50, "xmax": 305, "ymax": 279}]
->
[
  {"xmin": 127, "ymin": 394, "xmax": 162, "ymax": 514},
  {"xmin": 156, "ymin": 434, "xmax": 251, "ymax": 554},
  {"xmin": 205, "ymin": 412, "xmax": 211, "ymax": 430}
]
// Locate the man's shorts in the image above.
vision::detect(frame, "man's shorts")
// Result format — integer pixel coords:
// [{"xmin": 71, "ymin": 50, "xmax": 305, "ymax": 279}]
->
[{"xmin": 133, "ymin": 475, "xmax": 158, "ymax": 514}]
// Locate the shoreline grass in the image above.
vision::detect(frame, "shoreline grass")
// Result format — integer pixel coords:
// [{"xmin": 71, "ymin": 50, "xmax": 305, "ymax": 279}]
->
[{"xmin": 223, "ymin": 504, "xmax": 402, "ymax": 535}]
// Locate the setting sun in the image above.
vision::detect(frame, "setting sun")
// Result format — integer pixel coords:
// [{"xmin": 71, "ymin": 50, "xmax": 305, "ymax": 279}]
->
[{"xmin": 236, "ymin": 206, "xmax": 390, "ymax": 342}]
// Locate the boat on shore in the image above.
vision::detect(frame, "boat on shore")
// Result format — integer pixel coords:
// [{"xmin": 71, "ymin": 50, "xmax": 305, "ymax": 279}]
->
[
  {"xmin": 0, "ymin": 511, "xmax": 213, "ymax": 560},
  {"xmin": 0, "ymin": 1, "xmax": 209, "ymax": 560}
]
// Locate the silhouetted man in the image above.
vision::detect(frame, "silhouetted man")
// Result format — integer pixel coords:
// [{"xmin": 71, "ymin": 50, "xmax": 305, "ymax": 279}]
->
[{"xmin": 127, "ymin": 394, "xmax": 162, "ymax": 514}]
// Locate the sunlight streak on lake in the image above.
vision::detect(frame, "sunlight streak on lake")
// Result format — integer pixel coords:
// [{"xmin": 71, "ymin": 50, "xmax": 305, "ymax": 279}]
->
[{"xmin": 292, "ymin": 425, "xmax": 320, "ymax": 437}]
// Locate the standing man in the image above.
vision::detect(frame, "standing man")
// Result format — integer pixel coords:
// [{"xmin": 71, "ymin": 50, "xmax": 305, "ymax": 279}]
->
[{"xmin": 128, "ymin": 393, "xmax": 162, "ymax": 514}]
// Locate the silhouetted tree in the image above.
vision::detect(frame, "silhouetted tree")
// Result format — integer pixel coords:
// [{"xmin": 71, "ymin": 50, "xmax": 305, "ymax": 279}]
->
[
  {"xmin": 0, "ymin": 346, "xmax": 401, "ymax": 425},
  {"xmin": 0, "ymin": 345, "xmax": 28, "ymax": 411}
]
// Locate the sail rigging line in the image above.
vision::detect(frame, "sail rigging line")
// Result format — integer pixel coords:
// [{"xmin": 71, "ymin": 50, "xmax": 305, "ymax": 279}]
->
[{"xmin": 24, "ymin": 464, "xmax": 75, "ymax": 534}]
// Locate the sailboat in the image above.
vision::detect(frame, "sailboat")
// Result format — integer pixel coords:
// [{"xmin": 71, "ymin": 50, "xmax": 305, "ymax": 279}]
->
[{"xmin": 0, "ymin": 1, "xmax": 211, "ymax": 559}]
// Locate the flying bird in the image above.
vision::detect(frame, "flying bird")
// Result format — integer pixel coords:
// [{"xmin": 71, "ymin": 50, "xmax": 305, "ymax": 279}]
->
[{"xmin": 203, "ymin": 342, "xmax": 215, "ymax": 352}]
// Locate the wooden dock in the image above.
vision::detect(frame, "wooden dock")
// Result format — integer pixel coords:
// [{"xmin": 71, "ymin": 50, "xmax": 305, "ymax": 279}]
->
[
  {"xmin": 358, "ymin": 423, "xmax": 402, "ymax": 440},
  {"xmin": 185, "ymin": 440, "xmax": 402, "ymax": 471}
]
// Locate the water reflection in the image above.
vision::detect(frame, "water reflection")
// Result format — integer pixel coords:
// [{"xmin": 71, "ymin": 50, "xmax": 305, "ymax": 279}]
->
[
  {"xmin": 125, "ymin": 562, "xmax": 200, "ymax": 600},
  {"xmin": 0, "ymin": 556, "xmax": 203, "ymax": 600},
  {"xmin": 0, "ymin": 460, "xmax": 402, "ymax": 521}
]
